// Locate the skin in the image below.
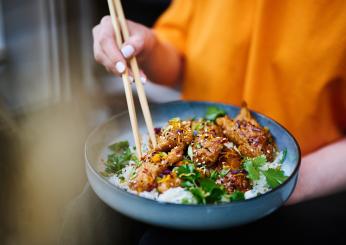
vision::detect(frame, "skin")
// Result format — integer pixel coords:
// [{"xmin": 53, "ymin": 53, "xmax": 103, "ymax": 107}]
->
[
  {"xmin": 287, "ymin": 138, "xmax": 346, "ymax": 205},
  {"xmin": 92, "ymin": 15, "xmax": 346, "ymax": 205},
  {"xmin": 92, "ymin": 16, "xmax": 181, "ymax": 85}
]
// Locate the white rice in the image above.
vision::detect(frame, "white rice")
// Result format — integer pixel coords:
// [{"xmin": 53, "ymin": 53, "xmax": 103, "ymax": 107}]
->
[
  {"xmin": 107, "ymin": 151, "xmax": 287, "ymax": 204},
  {"xmin": 158, "ymin": 187, "xmax": 197, "ymax": 204}
]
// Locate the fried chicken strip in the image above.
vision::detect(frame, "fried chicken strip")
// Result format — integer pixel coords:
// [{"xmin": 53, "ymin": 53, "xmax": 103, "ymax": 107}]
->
[
  {"xmin": 191, "ymin": 120, "xmax": 226, "ymax": 166},
  {"xmin": 129, "ymin": 145, "xmax": 185, "ymax": 192},
  {"xmin": 216, "ymin": 106, "xmax": 276, "ymax": 161},
  {"xmin": 155, "ymin": 119, "xmax": 193, "ymax": 152},
  {"xmin": 216, "ymin": 172, "xmax": 251, "ymax": 193},
  {"xmin": 217, "ymin": 147, "xmax": 242, "ymax": 170},
  {"xmin": 130, "ymin": 119, "xmax": 193, "ymax": 192}
]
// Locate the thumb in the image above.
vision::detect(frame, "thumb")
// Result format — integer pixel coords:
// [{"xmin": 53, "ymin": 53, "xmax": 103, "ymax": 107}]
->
[{"xmin": 120, "ymin": 34, "xmax": 145, "ymax": 59}]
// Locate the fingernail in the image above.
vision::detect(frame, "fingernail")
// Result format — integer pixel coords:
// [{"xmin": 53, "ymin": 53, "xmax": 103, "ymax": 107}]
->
[
  {"xmin": 115, "ymin": 61, "xmax": 126, "ymax": 73},
  {"xmin": 121, "ymin": 45, "xmax": 135, "ymax": 58},
  {"xmin": 141, "ymin": 76, "xmax": 147, "ymax": 84},
  {"xmin": 128, "ymin": 76, "xmax": 134, "ymax": 83}
]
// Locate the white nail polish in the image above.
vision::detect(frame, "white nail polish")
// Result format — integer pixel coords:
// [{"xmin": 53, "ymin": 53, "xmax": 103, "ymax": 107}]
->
[
  {"xmin": 128, "ymin": 76, "xmax": 134, "ymax": 83},
  {"xmin": 121, "ymin": 45, "xmax": 135, "ymax": 58},
  {"xmin": 141, "ymin": 76, "xmax": 147, "ymax": 84},
  {"xmin": 115, "ymin": 61, "xmax": 125, "ymax": 73}
]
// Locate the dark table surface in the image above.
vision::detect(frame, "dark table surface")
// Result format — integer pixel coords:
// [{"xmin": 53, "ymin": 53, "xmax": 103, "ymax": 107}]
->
[{"xmin": 59, "ymin": 184, "xmax": 346, "ymax": 245}]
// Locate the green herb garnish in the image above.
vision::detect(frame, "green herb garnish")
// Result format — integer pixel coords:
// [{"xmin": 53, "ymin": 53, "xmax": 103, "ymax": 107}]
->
[
  {"xmin": 243, "ymin": 155, "xmax": 287, "ymax": 189},
  {"xmin": 108, "ymin": 141, "xmax": 129, "ymax": 152},
  {"xmin": 210, "ymin": 170, "xmax": 219, "ymax": 181},
  {"xmin": 280, "ymin": 148, "xmax": 287, "ymax": 164},
  {"xmin": 192, "ymin": 122, "xmax": 204, "ymax": 131},
  {"xmin": 103, "ymin": 141, "xmax": 136, "ymax": 176},
  {"xmin": 174, "ymin": 164, "xmax": 229, "ymax": 204},
  {"xmin": 243, "ymin": 155, "xmax": 266, "ymax": 181},
  {"xmin": 262, "ymin": 168, "xmax": 288, "ymax": 189},
  {"xmin": 230, "ymin": 190, "xmax": 245, "ymax": 201},
  {"xmin": 205, "ymin": 106, "xmax": 226, "ymax": 121}
]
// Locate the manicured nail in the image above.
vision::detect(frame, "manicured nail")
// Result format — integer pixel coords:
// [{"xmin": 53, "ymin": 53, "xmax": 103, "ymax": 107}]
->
[
  {"xmin": 115, "ymin": 61, "xmax": 125, "ymax": 73},
  {"xmin": 128, "ymin": 76, "xmax": 134, "ymax": 83},
  {"xmin": 121, "ymin": 45, "xmax": 135, "ymax": 58},
  {"xmin": 141, "ymin": 76, "xmax": 147, "ymax": 84}
]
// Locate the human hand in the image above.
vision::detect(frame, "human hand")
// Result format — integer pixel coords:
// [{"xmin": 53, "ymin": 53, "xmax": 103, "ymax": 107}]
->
[{"xmin": 92, "ymin": 15, "xmax": 156, "ymax": 79}]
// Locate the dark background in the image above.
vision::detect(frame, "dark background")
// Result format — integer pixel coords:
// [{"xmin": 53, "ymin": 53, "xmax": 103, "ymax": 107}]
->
[{"xmin": 0, "ymin": 0, "xmax": 345, "ymax": 244}]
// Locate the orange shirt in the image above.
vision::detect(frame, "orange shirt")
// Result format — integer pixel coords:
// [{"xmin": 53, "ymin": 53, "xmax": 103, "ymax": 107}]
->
[{"xmin": 154, "ymin": 0, "xmax": 346, "ymax": 155}]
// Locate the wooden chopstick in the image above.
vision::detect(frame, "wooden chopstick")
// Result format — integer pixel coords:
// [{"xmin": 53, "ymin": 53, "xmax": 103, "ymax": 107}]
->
[
  {"xmin": 107, "ymin": 0, "xmax": 142, "ymax": 158},
  {"xmin": 113, "ymin": 0, "xmax": 158, "ymax": 148}
]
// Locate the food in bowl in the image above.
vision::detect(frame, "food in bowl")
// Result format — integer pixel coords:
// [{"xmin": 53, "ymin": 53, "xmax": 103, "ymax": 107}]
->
[{"xmin": 101, "ymin": 104, "xmax": 289, "ymax": 205}]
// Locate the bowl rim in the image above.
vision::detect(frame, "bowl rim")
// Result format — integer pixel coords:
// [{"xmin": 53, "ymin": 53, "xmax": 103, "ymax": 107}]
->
[{"xmin": 85, "ymin": 100, "xmax": 301, "ymax": 208}]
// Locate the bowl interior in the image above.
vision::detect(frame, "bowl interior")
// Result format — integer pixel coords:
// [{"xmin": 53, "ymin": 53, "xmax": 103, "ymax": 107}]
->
[{"xmin": 86, "ymin": 101, "xmax": 300, "ymax": 198}]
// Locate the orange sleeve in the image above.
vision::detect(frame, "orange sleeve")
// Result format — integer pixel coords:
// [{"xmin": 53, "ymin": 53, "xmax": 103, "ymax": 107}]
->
[{"xmin": 153, "ymin": 0, "xmax": 194, "ymax": 56}]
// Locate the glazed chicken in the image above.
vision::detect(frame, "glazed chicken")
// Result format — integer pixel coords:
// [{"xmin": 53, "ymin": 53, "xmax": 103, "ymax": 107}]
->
[
  {"xmin": 191, "ymin": 121, "xmax": 227, "ymax": 166},
  {"xmin": 130, "ymin": 104, "xmax": 276, "ymax": 194},
  {"xmin": 157, "ymin": 171, "xmax": 181, "ymax": 193},
  {"xmin": 130, "ymin": 118, "xmax": 193, "ymax": 192},
  {"xmin": 217, "ymin": 147, "xmax": 242, "ymax": 170},
  {"xmin": 216, "ymin": 105, "xmax": 276, "ymax": 161},
  {"xmin": 154, "ymin": 118, "xmax": 193, "ymax": 152},
  {"xmin": 216, "ymin": 171, "xmax": 250, "ymax": 193}
]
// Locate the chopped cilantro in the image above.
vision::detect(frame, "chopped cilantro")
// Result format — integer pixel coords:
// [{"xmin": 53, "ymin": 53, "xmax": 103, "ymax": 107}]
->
[
  {"xmin": 174, "ymin": 163, "xmax": 227, "ymax": 204},
  {"xmin": 262, "ymin": 168, "xmax": 288, "ymax": 189},
  {"xmin": 243, "ymin": 155, "xmax": 267, "ymax": 181},
  {"xmin": 252, "ymin": 155, "xmax": 267, "ymax": 167},
  {"xmin": 210, "ymin": 170, "xmax": 219, "ymax": 181},
  {"xmin": 280, "ymin": 148, "xmax": 288, "ymax": 164},
  {"xmin": 103, "ymin": 141, "xmax": 136, "ymax": 176},
  {"xmin": 189, "ymin": 187, "xmax": 207, "ymax": 204},
  {"xmin": 207, "ymin": 187, "xmax": 225, "ymax": 203},
  {"xmin": 199, "ymin": 178, "xmax": 218, "ymax": 192},
  {"xmin": 243, "ymin": 155, "xmax": 288, "ymax": 189},
  {"xmin": 181, "ymin": 180, "xmax": 194, "ymax": 188},
  {"xmin": 230, "ymin": 190, "xmax": 245, "ymax": 201},
  {"xmin": 205, "ymin": 106, "xmax": 226, "ymax": 121},
  {"xmin": 181, "ymin": 198, "xmax": 191, "ymax": 204},
  {"xmin": 244, "ymin": 160, "xmax": 260, "ymax": 180},
  {"xmin": 192, "ymin": 122, "xmax": 204, "ymax": 131},
  {"xmin": 108, "ymin": 141, "xmax": 129, "ymax": 153}
]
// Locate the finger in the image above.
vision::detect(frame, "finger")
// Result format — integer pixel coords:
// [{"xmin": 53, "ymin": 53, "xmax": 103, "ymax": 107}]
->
[
  {"xmin": 139, "ymin": 69, "xmax": 147, "ymax": 84},
  {"xmin": 100, "ymin": 37, "xmax": 127, "ymax": 75},
  {"xmin": 96, "ymin": 16, "xmax": 128, "ymax": 75},
  {"xmin": 127, "ymin": 69, "xmax": 147, "ymax": 84},
  {"xmin": 94, "ymin": 41, "xmax": 121, "ymax": 75},
  {"xmin": 120, "ymin": 34, "xmax": 145, "ymax": 59},
  {"xmin": 100, "ymin": 15, "xmax": 112, "ymax": 28},
  {"xmin": 94, "ymin": 41, "xmax": 109, "ymax": 66},
  {"xmin": 124, "ymin": 71, "xmax": 134, "ymax": 84},
  {"xmin": 119, "ymin": 21, "xmax": 146, "ymax": 59}
]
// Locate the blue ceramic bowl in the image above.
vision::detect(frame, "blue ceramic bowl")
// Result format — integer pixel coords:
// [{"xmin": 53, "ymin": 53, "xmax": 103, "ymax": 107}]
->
[{"xmin": 85, "ymin": 101, "xmax": 301, "ymax": 230}]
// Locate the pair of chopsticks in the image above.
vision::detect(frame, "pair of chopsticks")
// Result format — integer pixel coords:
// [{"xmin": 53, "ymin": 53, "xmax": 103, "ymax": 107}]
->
[{"xmin": 107, "ymin": 0, "xmax": 157, "ymax": 158}]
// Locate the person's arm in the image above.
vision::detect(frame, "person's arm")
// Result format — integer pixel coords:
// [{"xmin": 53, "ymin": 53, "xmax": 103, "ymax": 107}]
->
[
  {"xmin": 92, "ymin": 16, "xmax": 182, "ymax": 86},
  {"xmin": 287, "ymin": 137, "xmax": 346, "ymax": 205}
]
